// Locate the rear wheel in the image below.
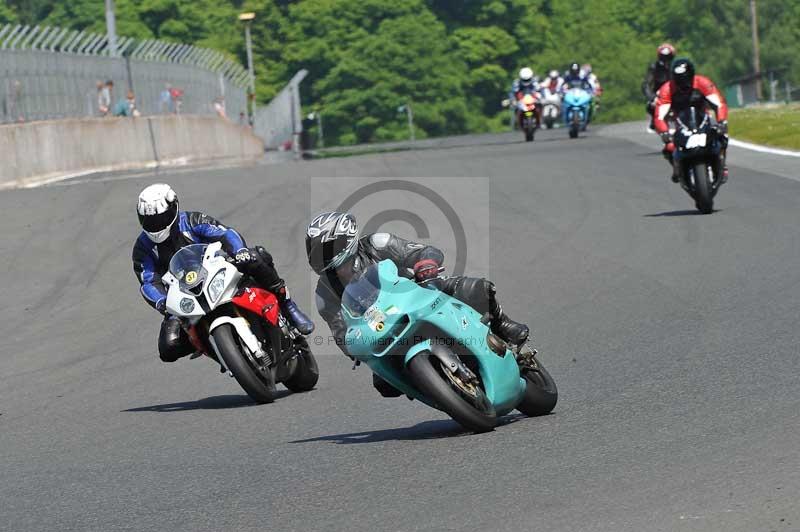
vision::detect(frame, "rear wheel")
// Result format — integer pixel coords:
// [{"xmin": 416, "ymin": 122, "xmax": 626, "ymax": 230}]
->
[
  {"xmin": 212, "ymin": 324, "xmax": 276, "ymax": 404},
  {"xmin": 545, "ymin": 117, "xmax": 554, "ymax": 129},
  {"xmin": 407, "ymin": 353, "xmax": 496, "ymax": 433},
  {"xmin": 525, "ymin": 127, "xmax": 535, "ymax": 142},
  {"xmin": 283, "ymin": 338, "xmax": 319, "ymax": 392},
  {"xmin": 516, "ymin": 361, "xmax": 558, "ymax": 416},
  {"xmin": 693, "ymin": 163, "xmax": 714, "ymax": 214}
]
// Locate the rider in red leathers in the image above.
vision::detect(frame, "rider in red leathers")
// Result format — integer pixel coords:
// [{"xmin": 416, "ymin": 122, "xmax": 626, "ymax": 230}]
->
[{"xmin": 654, "ymin": 58, "xmax": 729, "ymax": 183}]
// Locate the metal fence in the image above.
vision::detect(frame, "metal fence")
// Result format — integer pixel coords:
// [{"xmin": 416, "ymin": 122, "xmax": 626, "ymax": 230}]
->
[
  {"xmin": 0, "ymin": 23, "xmax": 249, "ymax": 124},
  {"xmin": 725, "ymin": 69, "xmax": 799, "ymax": 108},
  {"xmin": 254, "ymin": 69, "xmax": 307, "ymax": 151}
]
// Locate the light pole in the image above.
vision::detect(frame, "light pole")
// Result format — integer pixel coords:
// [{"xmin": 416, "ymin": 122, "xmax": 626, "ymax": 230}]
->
[
  {"xmin": 398, "ymin": 103, "xmax": 415, "ymax": 142},
  {"xmin": 238, "ymin": 12, "xmax": 257, "ymax": 124},
  {"xmin": 750, "ymin": 0, "xmax": 762, "ymax": 100},
  {"xmin": 105, "ymin": 0, "xmax": 118, "ymax": 57},
  {"xmin": 307, "ymin": 111, "xmax": 324, "ymax": 148}
]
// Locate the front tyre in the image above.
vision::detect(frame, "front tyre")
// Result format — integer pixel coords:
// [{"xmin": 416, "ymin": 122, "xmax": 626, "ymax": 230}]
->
[
  {"xmin": 407, "ymin": 353, "xmax": 496, "ymax": 433},
  {"xmin": 516, "ymin": 361, "xmax": 558, "ymax": 417},
  {"xmin": 283, "ymin": 337, "xmax": 319, "ymax": 392},
  {"xmin": 693, "ymin": 163, "xmax": 714, "ymax": 214},
  {"xmin": 212, "ymin": 324, "xmax": 276, "ymax": 404},
  {"xmin": 525, "ymin": 127, "xmax": 535, "ymax": 142}
]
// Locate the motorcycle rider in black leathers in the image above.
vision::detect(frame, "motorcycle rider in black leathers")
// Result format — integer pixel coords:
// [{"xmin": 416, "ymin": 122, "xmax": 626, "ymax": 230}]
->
[
  {"xmin": 305, "ymin": 212, "xmax": 529, "ymax": 397},
  {"xmin": 642, "ymin": 43, "xmax": 676, "ymax": 131},
  {"xmin": 132, "ymin": 183, "xmax": 315, "ymax": 363}
]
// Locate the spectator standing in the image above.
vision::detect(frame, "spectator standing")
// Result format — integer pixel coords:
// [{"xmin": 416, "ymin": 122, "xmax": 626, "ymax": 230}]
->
[
  {"xmin": 160, "ymin": 83, "xmax": 173, "ymax": 114},
  {"xmin": 98, "ymin": 80, "xmax": 113, "ymax": 117},
  {"xmin": 169, "ymin": 86, "xmax": 184, "ymax": 114},
  {"xmin": 213, "ymin": 96, "xmax": 227, "ymax": 119}
]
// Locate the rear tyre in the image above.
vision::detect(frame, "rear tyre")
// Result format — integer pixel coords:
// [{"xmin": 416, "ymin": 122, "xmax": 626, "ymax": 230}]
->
[
  {"xmin": 693, "ymin": 163, "xmax": 714, "ymax": 214},
  {"xmin": 545, "ymin": 118, "xmax": 554, "ymax": 129},
  {"xmin": 516, "ymin": 361, "xmax": 558, "ymax": 417},
  {"xmin": 407, "ymin": 353, "xmax": 496, "ymax": 433},
  {"xmin": 212, "ymin": 324, "xmax": 276, "ymax": 404},
  {"xmin": 283, "ymin": 338, "xmax": 319, "ymax": 393},
  {"xmin": 525, "ymin": 128, "xmax": 535, "ymax": 142}
]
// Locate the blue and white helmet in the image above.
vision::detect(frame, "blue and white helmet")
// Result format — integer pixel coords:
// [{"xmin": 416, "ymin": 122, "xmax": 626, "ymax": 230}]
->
[
  {"xmin": 305, "ymin": 212, "xmax": 360, "ymax": 274},
  {"xmin": 137, "ymin": 183, "xmax": 178, "ymax": 243}
]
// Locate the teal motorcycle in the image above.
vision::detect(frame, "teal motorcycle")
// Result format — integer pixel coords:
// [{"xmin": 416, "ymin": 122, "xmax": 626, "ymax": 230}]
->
[{"xmin": 341, "ymin": 260, "xmax": 558, "ymax": 432}]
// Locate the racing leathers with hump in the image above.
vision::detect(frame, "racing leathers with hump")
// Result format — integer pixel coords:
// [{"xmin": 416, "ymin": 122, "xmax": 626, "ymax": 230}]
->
[
  {"xmin": 132, "ymin": 183, "xmax": 315, "ymax": 363},
  {"xmin": 653, "ymin": 58, "xmax": 729, "ymax": 183},
  {"xmin": 542, "ymin": 70, "xmax": 564, "ymax": 97},
  {"xmin": 510, "ymin": 67, "xmax": 542, "ymax": 128},
  {"xmin": 306, "ymin": 212, "xmax": 530, "ymax": 398},
  {"xmin": 643, "ymin": 43, "xmax": 676, "ymax": 130}
]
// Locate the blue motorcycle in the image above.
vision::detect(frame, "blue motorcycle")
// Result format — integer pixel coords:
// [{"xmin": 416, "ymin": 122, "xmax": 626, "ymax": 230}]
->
[
  {"xmin": 563, "ymin": 87, "xmax": 592, "ymax": 138},
  {"xmin": 341, "ymin": 260, "xmax": 558, "ymax": 432}
]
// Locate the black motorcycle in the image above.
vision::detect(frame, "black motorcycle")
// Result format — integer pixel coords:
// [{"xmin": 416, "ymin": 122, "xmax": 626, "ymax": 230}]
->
[{"xmin": 672, "ymin": 107, "xmax": 725, "ymax": 214}]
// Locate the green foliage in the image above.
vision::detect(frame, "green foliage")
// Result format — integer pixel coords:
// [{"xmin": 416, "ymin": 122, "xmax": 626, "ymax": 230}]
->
[
  {"xmin": 0, "ymin": 2, "xmax": 16, "ymax": 25},
  {"xmin": 2, "ymin": 0, "xmax": 799, "ymax": 145}
]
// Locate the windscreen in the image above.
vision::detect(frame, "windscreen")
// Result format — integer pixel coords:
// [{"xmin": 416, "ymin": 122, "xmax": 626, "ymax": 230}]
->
[
  {"xmin": 342, "ymin": 264, "xmax": 382, "ymax": 317},
  {"xmin": 168, "ymin": 244, "xmax": 207, "ymax": 286}
]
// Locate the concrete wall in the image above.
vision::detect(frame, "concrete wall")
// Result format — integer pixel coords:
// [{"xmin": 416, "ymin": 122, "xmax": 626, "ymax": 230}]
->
[{"xmin": 0, "ymin": 115, "xmax": 264, "ymax": 188}]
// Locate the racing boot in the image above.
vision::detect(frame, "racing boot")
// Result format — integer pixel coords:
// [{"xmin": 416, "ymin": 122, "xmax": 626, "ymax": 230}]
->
[
  {"xmin": 272, "ymin": 284, "xmax": 315, "ymax": 335},
  {"xmin": 671, "ymin": 163, "xmax": 680, "ymax": 183},
  {"xmin": 488, "ymin": 284, "xmax": 529, "ymax": 347}
]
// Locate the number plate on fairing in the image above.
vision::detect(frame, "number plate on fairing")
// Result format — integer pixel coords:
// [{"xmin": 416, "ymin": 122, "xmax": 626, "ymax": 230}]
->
[{"xmin": 685, "ymin": 133, "xmax": 707, "ymax": 149}]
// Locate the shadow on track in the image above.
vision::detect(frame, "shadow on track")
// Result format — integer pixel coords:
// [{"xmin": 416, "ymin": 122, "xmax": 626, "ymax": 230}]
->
[
  {"xmin": 290, "ymin": 414, "xmax": 527, "ymax": 445},
  {"xmin": 122, "ymin": 391, "xmax": 292, "ymax": 412},
  {"xmin": 644, "ymin": 209, "xmax": 718, "ymax": 217}
]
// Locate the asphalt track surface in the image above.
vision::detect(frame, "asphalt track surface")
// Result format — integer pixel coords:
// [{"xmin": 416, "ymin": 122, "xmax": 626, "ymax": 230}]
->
[{"xmin": 2, "ymin": 124, "xmax": 799, "ymax": 532}]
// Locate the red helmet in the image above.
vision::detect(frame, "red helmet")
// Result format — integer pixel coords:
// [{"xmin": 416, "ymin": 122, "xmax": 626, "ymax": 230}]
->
[{"xmin": 657, "ymin": 43, "xmax": 676, "ymax": 60}]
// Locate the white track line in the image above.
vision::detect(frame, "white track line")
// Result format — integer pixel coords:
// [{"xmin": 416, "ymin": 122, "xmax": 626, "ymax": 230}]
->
[{"xmin": 729, "ymin": 138, "xmax": 800, "ymax": 158}]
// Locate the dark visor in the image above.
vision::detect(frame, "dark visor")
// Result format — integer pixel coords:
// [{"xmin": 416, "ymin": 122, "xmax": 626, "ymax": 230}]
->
[{"xmin": 139, "ymin": 204, "xmax": 177, "ymax": 233}]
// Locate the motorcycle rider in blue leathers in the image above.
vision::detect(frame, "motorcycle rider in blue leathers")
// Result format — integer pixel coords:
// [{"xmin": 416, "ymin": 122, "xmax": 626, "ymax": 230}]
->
[
  {"xmin": 562, "ymin": 62, "xmax": 596, "ymax": 124},
  {"xmin": 132, "ymin": 183, "xmax": 315, "ymax": 363},
  {"xmin": 305, "ymin": 212, "xmax": 530, "ymax": 397},
  {"xmin": 562, "ymin": 62, "xmax": 594, "ymax": 93}
]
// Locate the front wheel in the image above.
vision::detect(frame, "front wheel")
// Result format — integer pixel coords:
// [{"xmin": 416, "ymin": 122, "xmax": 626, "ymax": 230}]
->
[
  {"xmin": 212, "ymin": 324, "xmax": 276, "ymax": 404},
  {"xmin": 407, "ymin": 353, "xmax": 496, "ymax": 433},
  {"xmin": 569, "ymin": 124, "xmax": 579, "ymax": 138},
  {"xmin": 516, "ymin": 361, "xmax": 558, "ymax": 416},
  {"xmin": 525, "ymin": 127, "xmax": 535, "ymax": 142},
  {"xmin": 693, "ymin": 163, "xmax": 714, "ymax": 214}
]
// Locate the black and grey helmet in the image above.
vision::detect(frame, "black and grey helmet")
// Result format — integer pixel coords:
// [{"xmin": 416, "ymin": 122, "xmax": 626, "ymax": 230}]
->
[
  {"xmin": 305, "ymin": 212, "xmax": 360, "ymax": 275},
  {"xmin": 672, "ymin": 58, "xmax": 695, "ymax": 92}
]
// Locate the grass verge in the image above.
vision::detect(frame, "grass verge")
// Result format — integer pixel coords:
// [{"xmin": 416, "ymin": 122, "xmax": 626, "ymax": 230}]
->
[{"xmin": 729, "ymin": 104, "xmax": 800, "ymax": 150}]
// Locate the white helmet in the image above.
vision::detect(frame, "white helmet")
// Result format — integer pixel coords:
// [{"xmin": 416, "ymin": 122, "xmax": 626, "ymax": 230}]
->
[
  {"xmin": 519, "ymin": 67, "xmax": 534, "ymax": 82},
  {"xmin": 137, "ymin": 183, "xmax": 179, "ymax": 243},
  {"xmin": 549, "ymin": 70, "xmax": 559, "ymax": 79}
]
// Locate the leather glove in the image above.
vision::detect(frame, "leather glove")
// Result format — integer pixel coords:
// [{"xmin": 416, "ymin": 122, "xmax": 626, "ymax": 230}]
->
[
  {"xmin": 413, "ymin": 259, "xmax": 440, "ymax": 282},
  {"xmin": 716, "ymin": 120, "xmax": 728, "ymax": 136},
  {"xmin": 233, "ymin": 248, "xmax": 257, "ymax": 265},
  {"xmin": 660, "ymin": 131, "xmax": 673, "ymax": 145}
]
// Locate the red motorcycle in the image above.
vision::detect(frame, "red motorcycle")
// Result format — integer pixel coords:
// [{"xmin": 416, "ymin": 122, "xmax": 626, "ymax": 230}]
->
[
  {"xmin": 515, "ymin": 92, "xmax": 541, "ymax": 142},
  {"xmin": 163, "ymin": 242, "xmax": 319, "ymax": 403}
]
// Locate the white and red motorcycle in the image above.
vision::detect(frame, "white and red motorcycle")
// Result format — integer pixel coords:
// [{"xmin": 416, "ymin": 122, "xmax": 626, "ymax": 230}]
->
[
  {"xmin": 163, "ymin": 242, "xmax": 318, "ymax": 403},
  {"xmin": 541, "ymin": 89, "xmax": 561, "ymax": 129}
]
